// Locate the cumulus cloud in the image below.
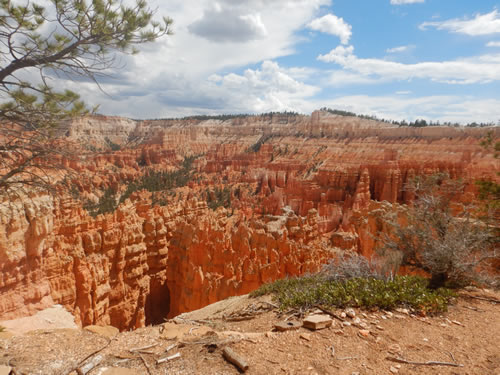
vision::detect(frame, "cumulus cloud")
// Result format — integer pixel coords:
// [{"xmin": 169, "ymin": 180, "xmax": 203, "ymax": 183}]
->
[
  {"xmin": 308, "ymin": 14, "xmax": 352, "ymax": 44},
  {"xmin": 390, "ymin": 0, "xmax": 424, "ymax": 5},
  {"xmin": 67, "ymin": 0, "xmax": 330, "ymax": 118},
  {"xmin": 420, "ymin": 10, "xmax": 500, "ymax": 36},
  {"xmin": 318, "ymin": 45, "xmax": 500, "ymax": 84},
  {"xmin": 487, "ymin": 41, "xmax": 500, "ymax": 47},
  {"xmin": 189, "ymin": 8, "xmax": 267, "ymax": 43}
]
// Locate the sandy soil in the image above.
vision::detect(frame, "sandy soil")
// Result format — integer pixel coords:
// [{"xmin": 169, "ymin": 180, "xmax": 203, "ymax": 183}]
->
[
  {"xmin": 0, "ymin": 289, "xmax": 498, "ymax": 375},
  {"xmin": 0, "ymin": 305, "xmax": 78, "ymax": 335}
]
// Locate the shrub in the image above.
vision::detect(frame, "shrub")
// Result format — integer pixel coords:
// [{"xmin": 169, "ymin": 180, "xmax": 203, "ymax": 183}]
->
[
  {"xmin": 119, "ymin": 156, "xmax": 197, "ymax": 204},
  {"xmin": 84, "ymin": 188, "xmax": 117, "ymax": 218},
  {"xmin": 379, "ymin": 174, "xmax": 498, "ymax": 289},
  {"xmin": 320, "ymin": 254, "xmax": 385, "ymax": 281},
  {"xmin": 250, "ymin": 275, "xmax": 455, "ymax": 314},
  {"xmin": 207, "ymin": 187, "xmax": 231, "ymax": 210}
]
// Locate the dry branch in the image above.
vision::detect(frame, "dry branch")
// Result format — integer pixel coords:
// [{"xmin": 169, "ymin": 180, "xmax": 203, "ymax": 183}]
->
[
  {"xmin": 223, "ymin": 347, "xmax": 249, "ymax": 372},
  {"xmin": 129, "ymin": 343, "xmax": 158, "ymax": 353},
  {"xmin": 138, "ymin": 353, "xmax": 153, "ymax": 375},
  {"xmin": 156, "ymin": 352, "xmax": 181, "ymax": 365},
  {"xmin": 386, "ymin": 356, "xmax": 464, "ymax": 367},
  {"xmin": 464, "ymin": 295, "xmax": 500, "ymax": 304},
  {"xmin": 65, "ymin": 338, "xmax": 111, "ymax": 375}
]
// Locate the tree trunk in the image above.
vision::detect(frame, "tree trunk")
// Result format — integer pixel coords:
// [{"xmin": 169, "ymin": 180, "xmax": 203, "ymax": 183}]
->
[{"xmin": 428, "ymin": 272, "xmax": 448, "ymax": 289}]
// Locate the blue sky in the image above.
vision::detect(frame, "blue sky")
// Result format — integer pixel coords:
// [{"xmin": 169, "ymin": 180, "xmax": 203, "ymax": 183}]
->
[{"xmin": 79, "ymin": 0, "xmax": 500, "ymax": 123}]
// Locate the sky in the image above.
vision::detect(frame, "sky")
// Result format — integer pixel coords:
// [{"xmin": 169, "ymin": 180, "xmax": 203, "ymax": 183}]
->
[{"xmin": 76, "ymin": 0, "xmax": 500, "ymax": 123}]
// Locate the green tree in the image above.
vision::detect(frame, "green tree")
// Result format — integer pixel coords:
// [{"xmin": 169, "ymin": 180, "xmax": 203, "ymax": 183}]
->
[
  {"xmin": 0, "ymin": 0, "xmax": 172, "ymax": 197},
  {"xmin": 476, "ymin": 131, "xmax": 500, "ymax": 211}
]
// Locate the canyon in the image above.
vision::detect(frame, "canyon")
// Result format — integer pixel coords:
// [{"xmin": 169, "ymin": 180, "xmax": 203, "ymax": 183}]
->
[{"xmin": 0, "ymin": 111, "xmax": 498, "ymax": 330}]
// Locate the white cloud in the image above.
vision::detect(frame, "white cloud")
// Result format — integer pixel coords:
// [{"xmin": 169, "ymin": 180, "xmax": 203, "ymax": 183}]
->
[
  {"xmin": 420, "ymin": 10, "xmax": 500, "ymax": 36},
  {"xmin": 324, "ymin": 95, "xmax": 500, "ymax": 124},
  {"xmin": 65, "ymin": 0, "xmax": 330, "ymax": 118},
  {"xmin": 390, "ymin": 0, "xmax": 424, "ymax": 5},
  {"xmin": 189, "ymin": 8, "xmax": 268, "ymax": 43},
  {"xmin": 318, "ymin": 45, "xmax": 500, "ymax": 84},
  {"xmin": 487, "ymin": 41, "xmax": 500, "ymax": 47},
  {"xmin": 386, "ymin": 45, "xmax": 411, "ymax": 53},
  {"xmin": 308, "ymin": 14, "xmax": 352, "ymax": 44}
]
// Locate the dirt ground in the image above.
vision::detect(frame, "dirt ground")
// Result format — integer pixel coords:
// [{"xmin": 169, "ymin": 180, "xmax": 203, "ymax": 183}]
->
[{"xmin": 0, "ymin": 288, "xmax": 498, "ymax": 375}]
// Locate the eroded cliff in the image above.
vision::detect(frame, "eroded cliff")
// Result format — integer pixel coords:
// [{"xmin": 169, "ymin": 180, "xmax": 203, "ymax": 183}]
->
[{"xmin": 1, "ymin": 111, "xmax": 498, "ymax": 329}]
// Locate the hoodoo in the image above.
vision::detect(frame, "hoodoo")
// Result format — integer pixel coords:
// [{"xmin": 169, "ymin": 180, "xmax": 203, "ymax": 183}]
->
[{"xmin": 1, "ymin": 112, "xmax": 498, "ymax": 330}]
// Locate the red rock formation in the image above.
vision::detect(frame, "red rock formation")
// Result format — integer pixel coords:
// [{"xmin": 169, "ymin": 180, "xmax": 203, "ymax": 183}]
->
[{"xmin": 0, "ymin": 112, "xmax": 498, "ymax": 330}]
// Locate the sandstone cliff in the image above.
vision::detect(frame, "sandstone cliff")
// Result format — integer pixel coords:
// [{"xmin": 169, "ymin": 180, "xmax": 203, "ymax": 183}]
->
[{"xmin": 0, "ymin": 111, "xmax": 498, "ymax": 329}]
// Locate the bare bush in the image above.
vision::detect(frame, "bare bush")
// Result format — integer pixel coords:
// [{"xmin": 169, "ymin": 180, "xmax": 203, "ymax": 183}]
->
[
  {"xmin": 320, "ymin": 253, "xmax": 390, "ymax": 281},
  {"xmin": 379, "ymin": 174, "xmax": 498, "ymax": 289}
]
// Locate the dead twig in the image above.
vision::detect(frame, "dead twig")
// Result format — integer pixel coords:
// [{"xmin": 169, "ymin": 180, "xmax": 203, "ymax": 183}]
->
[
  {"xmin": 386, "ymin": 356, "xmax": 464, "ymax": 367},
  {"xmin": 129, "ymin": 343, "xmax": 158, "ymax": 353},
  {"xmin": 138, "ymin": 353, "xmax": 153, "ymax": 375},
  {"xmin": 463, "ymin": 306, "xmax": 483, "ymax": 312},
  {"xmin": 156, "ymin": 352, "xmax": 181, "ymax": 365},
  {"xmin": 262, "ymin": 301, "xmax": 279, "ymax": 309},
  {"xmin": 464, "ymin": 295, "xmax": 500, "ymax": 304},
  {"xmin": 64, "ymin": 338, "xmax": 112, "ymax": 375},
  {"xmin": 224, "ymin": 314, "xmax": 258, "ymax": 322},
  {"xmin": 314, "ymin": 305, "xmax": 345, "ymax": 322}
]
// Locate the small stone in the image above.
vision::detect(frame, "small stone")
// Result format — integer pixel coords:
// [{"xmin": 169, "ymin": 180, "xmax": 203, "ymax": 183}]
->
[
  {"xmin": 395, "ymin": 308, "xmax": 409, "ymax": 315},
  {"xmin": 395, "ymin": 365, "xmax": 401, "ymax": 369},
  {"xmin": 342, "ymin": 321, "xmax": 351, "ymax": 327},
  {"xmin": 351, "ymin": 372, "xmax": 360, "ymax": 375},
  {"xmin": 381, "ymin": 315, "xmax": 387, "ymax": 320},
  {"xmin": 274, "ymin": 321, "xmax": 301, "ymax": 332},
  {"xmin": 423, "ymin": 338, "xmax": 429, "ymax": 342},
  {"xmin": 390, "ymin": 366, "xmax": 399, "ymax": 374},
  {"xmin": 451, "ymin": 320, "xmax": 463, "ymax": 326},
  {"xmin": 358, "ymin": 329, "xmax": 370, "ymax": 337},
  {"xmin": 0, "ymin": 365, "xmax": 12, "ymax": 375},
  {"xmin": 353, "ymin": 317, "xmax": 361, "ymax": 325},
  {"xmin": 340, "ymin": 312, "xmax": 347, "ymax": 319},
  {"xmin": 303, "ymin": 314, "xmax": 333, "ymax": 330},
  {"xmin": 300, "ymin": 333, "xmax": 311, "ymax": 341},
  {"xmin": 334, "ymin": 329, "xmax": 344, "ymax": 335},
  {"xmin": 376, "ymin": 325, "xmax": 384, "ymax": 331},
  {"xmin": 385, "ymin": 311, "xmax": 393, "ymax": 318},
  {"xmin": 346, "ymin": 308, "xmax": 356, "ymax": 319}
]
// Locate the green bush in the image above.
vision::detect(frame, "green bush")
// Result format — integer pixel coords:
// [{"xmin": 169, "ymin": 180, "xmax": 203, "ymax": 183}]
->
[
  {"xmin": 250, "ymin": 275, "xmax": 455, "ymax": 314},
  {"xmin": 84, "ymin": 188, "xmax": 117, "ymax": 218},
  {"xmin": 207, "ymin": 187, "xmax": 231, "ymax": 210},
  {"xmin": 119, "ymin": 156, "xmax": 197, "ymax": 204}
]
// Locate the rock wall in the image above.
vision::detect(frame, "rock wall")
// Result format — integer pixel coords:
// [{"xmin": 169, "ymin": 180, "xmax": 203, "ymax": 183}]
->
[{"xmin": 0, "ymin": 112, "xmax": 498, "ymax": 329}]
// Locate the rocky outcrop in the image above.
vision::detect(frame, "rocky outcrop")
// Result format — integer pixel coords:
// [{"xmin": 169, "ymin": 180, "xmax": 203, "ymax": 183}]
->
[{"xmin": 0, "ymin": 112, "xmax": 498, "ymax": 329}]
